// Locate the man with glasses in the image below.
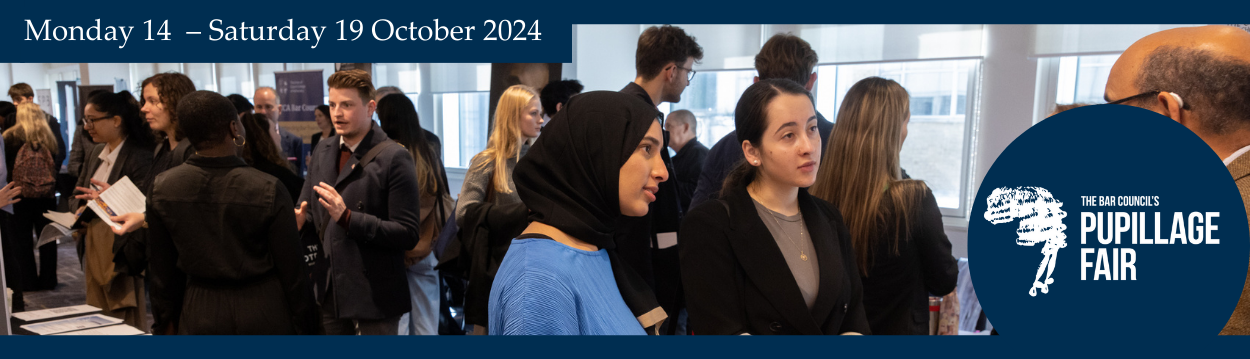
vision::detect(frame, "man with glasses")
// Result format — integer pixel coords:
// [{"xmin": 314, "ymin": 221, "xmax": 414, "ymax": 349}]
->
[
  {"xmin": 618, "ymin": 24, "xmax": 703, "ymax": 335},
  {"xmin": 1104, "ymin": 25, "xmax": 1250, "ymax": 335}
]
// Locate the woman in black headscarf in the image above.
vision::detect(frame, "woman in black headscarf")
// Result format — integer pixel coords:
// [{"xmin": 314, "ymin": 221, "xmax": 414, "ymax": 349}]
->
[{"xmin": 488, "ymin": 91, "xmax": 670, "ymax": 335}]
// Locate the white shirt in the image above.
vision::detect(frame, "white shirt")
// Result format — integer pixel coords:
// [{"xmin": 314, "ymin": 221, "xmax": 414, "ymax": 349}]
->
[
  {"xmin": 92, "ymin": 139, "xmax": 126, "ymax": 185},
  {"xmin": 339, "ymin": 135, "xmax": 362, "ymax": 153},
  {"xmin": 1224, "ymin": 144, "xmax": 1250, "ymax": 167}
]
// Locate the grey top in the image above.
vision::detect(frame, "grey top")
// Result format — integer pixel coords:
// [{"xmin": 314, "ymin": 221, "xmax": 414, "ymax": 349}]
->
[
  {"xmin": 752, "ymin": 198, "xmax": 820, "ymax": 310},
  {"xmin": 454, "ymin": 143, "xmax": 530, "ymax": 227}
]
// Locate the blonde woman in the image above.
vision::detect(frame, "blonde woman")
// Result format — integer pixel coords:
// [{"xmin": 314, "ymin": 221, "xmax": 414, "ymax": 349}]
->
[
  {"xmin": 809, "ymin": 77, "xmax": 957, "ymax": 335},
  {"xmin": 4, "ymin": 103, "xmax": 60, "ymax": 292},
  {"xmin": 454, "ymin": 84, "xmax": 543, "ymax": 334}
]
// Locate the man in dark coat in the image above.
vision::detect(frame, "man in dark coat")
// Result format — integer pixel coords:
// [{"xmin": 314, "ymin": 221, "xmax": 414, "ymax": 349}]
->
[
  {"xmin": 619, "ymin": 25, "xmax": 703, "ymax": 335},
  {"xmin": 296, "ymin": 70, "xmax": 420, "ymax": 335}
]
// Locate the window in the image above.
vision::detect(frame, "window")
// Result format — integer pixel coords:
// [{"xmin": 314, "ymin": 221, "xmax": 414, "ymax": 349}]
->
[
  {"xmin": 435, "ymin": 92, "xmax": 490, "ymax": 168},
  {"xmin": 816, "ymin": 59, "xmax": 980, "ymax": 213},
  {"xmin": 1057, "ymin": 54, "xmax": 1119, "ymax": 105},
  {"xmin": 666, "ymin": 70, "xmax": 756, "ymax": 148}
]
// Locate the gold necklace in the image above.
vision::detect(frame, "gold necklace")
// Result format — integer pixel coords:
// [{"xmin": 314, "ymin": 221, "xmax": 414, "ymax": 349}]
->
[{"xmin": 763, "ymin": 206, "xmax": 808, "ymax": 261}]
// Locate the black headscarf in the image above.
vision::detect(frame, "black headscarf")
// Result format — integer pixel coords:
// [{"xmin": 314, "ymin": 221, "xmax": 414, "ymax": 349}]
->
[{"xmin": 513, "ymin": 90, "xmax": 668, "ymax": 332}]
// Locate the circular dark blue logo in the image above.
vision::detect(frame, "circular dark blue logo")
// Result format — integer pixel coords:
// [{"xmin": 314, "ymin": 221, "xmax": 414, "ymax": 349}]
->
[{"xmin": 969, "ymin": 105, "xmax": 1248, "ymax": 337}]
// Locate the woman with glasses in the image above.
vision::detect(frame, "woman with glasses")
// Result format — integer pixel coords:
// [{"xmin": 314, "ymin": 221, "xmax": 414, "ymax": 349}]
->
[
  {"xmin": 809, "ymin": 77, "xmax": 957, "ymax": 335},
  {"xmin": 71, "ymin": 90, "xmax": 156, "ymax": 331}
]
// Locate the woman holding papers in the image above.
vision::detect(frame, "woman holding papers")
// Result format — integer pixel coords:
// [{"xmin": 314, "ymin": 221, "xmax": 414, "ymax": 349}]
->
[
  {"xmin": 70, "ymin": 90, "xmax": 156, "ymax": 332},
  {"xmin": 3, "ymin": 103, "xmax": 61, "ymax": 292},
  {"xmin": 145, "ymin": 91, "xmax": 317, "ymax": 335},
  {"xmin": 679, "ymin": 79, "xmax": 870, "ymax": 335}
]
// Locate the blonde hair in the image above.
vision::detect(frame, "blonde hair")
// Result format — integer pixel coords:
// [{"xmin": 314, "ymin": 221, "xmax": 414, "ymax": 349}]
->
[
  {"xmin": 3, "ymin": 103, "xmax": 58, "ymax": 155},
  {"xmin": 473, "ymin": 85, "xmax": 538, "ymax": 193},
  {"xmin": 810, "ymin": 77, "xmax": 925, "ymax": 275}
]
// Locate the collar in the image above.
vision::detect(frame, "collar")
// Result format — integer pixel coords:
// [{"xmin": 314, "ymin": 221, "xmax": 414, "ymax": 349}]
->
[
  {"xmin": 185, "ymin": 154, "xmax": 249, "ymax": 168},
  {"xmin": 620, "ymin": 82, "xmax": 656, "ymax": 107},
  {"xmin": 675, "ymin": 139, "xmax": 701, "ymax": 157},
  {"xmin": 98, "ymin": 138, "xmax": 127, "ymax": 163},
  {"xmin": 340, "ymin": 133, "xmax": 363, "ymax": 152},
  {"xmin": 1224, "ymin": 144, "xmax": 1250, "ymax": 167}
]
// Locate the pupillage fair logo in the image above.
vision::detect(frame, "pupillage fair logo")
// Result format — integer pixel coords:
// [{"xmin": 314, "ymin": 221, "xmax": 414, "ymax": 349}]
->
[{"xmin": 984, "ymin": 187, "xmax": 1068, "ymax": 297}]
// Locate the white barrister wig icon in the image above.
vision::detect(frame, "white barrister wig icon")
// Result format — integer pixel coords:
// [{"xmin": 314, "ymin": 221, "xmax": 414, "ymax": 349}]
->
[{"xmin": 984, "ymin": 187, "xmax": 1068, "ymax": 296}]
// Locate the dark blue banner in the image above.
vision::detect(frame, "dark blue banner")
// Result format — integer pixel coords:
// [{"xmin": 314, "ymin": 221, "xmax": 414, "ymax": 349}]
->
[{"xmin": 275, "ymin": 70, "xmax": 323, "ymax": 123}]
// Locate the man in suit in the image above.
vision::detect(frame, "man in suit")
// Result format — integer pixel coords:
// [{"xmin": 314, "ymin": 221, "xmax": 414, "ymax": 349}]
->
[
  {"xmin": 1104, "ymin": 25, "xmax": 1250, "ymax": 335},
  {"xmin": 619, "ymin": 24, "xmax": 704, "ymax": 335},
  {"xmin": 296, "ymin": 69, "xmax": 420, "ymax": 335},
  {"xmin": 665, "ymin": 110, "xmax": 707, "ymax": 214},
  {"xmin": 254, "ymin": 87, "xmax": 306, "ymax": 177},
  {"xmin": 7, "ymin": 83, "xmax": 67, "ymax": 168},
  {"xmin": 691, "ymin": 34, "xmax": 833, "ymax": 210}
]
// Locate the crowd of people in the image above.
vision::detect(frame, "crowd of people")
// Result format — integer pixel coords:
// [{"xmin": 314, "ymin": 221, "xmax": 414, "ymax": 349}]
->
[{"xmin": 1, "ymin": 24, "xmax": 1247, "ymax": 336}]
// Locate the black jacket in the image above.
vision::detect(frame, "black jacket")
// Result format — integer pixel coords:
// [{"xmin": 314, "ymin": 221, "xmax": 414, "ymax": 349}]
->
[
  {"xmin": 252, "ymin": 158, "xmax": 304, "ymax": 202},
  {"xmin": 680, "ymin": 186, "xmax": 871, "ymax": 335},
  {"xmin": 146, "ymin": 155, "xmax": 318, "ymax": 334},
  {"xmin": 298, "ymin": 124, "xmax": 420, "ymax": 320},
  {"xmin": 72, "ymin": 141, "xmax": 155, "ymax": 276},
  {"xmin": 671, "ymin": 139, "xmax": 708, "ymax": 213},
  {"xmin": 861, "ymin": 187, "xmax": 958, "ymax": 335}
]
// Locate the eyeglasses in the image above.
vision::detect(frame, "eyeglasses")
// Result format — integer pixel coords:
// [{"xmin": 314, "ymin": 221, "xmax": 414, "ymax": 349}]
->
[
  {"xmin": 676, "ymin": 66, "xmax": 696, "ymax": 82},
  {"xmin": 82, "ymin": 115, "xmax": 113, "ymax": 130},
  {"xmin": 1106, "ymin": 90, "xmax": 1191, "ymax": 110}
]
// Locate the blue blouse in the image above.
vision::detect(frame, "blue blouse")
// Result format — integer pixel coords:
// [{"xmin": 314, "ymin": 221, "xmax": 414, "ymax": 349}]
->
[{"xmin": 489, "ymin": 237, "xmax": 645, "ymax": 335}]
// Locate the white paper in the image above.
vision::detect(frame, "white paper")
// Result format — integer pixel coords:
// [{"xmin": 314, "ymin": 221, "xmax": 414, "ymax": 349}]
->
[
  {"xmin": 42, "ymin": 211, "xmax": 77, "ymax": 228},
  {"xmin": 20, "ymin": 314, "xmax": 122, "ymax": 335},
  {"xmin": 13, "ymin": 304, "xmax": 100, "ymax": 322},
  {"xmin": 85, "ymin": 176, "xmax": 146, "ymax": 231},
  {"xmin": 654, "ymin": 232, "xmax": 678, "ymax": 249},
  {"xmin": 53, "ymin": 324, "xmax": 144, "ymax": 335},
  {"xmin": 36, "ymin": 223, "xmax": 72, "ymax": 248}
]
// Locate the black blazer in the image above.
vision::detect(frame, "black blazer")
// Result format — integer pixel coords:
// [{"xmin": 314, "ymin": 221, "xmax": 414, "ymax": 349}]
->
[
  {"xmin": 298, "ymin": 124, "xmax": 420, "ymax": 320},
  {"xmin": 860, "ymin": 187, "xmax": 958, "ymax": 335},
  {"xmin": 680, "ymin": 186, "xmax": 871, "ymax": 335},
  {"xmin": 72, "ymin": 141, "xmax": 155, "ymax": 276}
]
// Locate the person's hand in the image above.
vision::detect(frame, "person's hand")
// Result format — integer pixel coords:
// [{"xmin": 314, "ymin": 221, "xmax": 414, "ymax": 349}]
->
[
  {"xmin": 108, "ymin": 212, "xmax": 146, "ymax": 235},
  {"xmin": 74, "ymin": 179, "xmax": 112, "ymax": 201},
  {"xmin": 295, "ymin": 201, "xmax": 309, "ymax": 231},
  {"xmin": 314, "ymin": 182, "xmax": 347, "ymax": 222},
  {"xmin": 0, "ymin": 182, "xmax": 22, "ymax": 207}
]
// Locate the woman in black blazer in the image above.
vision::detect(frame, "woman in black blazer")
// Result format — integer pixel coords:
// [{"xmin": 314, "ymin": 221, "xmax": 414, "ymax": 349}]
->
[
  {"xmin": 680, "ymin": 79, "xmax": 870, "ymax": 335},
  {"xmin": 810, "ymin": 77, "xmax": 958, "ymax": 335},
  {"xmin": 71, "ymin": 90, "xmax": 156, "ymax": 331}
]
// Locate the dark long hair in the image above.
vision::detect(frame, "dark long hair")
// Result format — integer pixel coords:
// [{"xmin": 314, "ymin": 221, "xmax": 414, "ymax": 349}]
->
[
  {"xmin": 315, "ymin": 104, "xmax": 335, "ymax": 136},
  {"xmin": 239, "ymin": 113, "xmax": 290, "ymax": 171},
  {"xmin": 86, "ymin": 90, "xmax": 156, "ymax": 149},
  {"xmin": 720, "ymin": 78, "xmax": 814, "ymax": 197},
  {"xmin": 377, "ymin": 94, "xmax": 447, "ymax": 200}
]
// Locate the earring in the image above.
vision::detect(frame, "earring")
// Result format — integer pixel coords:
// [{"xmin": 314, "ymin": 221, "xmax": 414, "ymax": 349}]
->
[
  {"xmin": 753, "ymin": 160, "xmax": 760, "ymax": 165},
  {"xmin": 233, "ymin": 135, "xmax": 246, "ymax": 147}
]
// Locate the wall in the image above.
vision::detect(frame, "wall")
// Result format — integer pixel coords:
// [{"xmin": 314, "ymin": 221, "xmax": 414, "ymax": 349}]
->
[{"xmin": 574, "ymin": 25, "xmax": 638, "ymax": 92}]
